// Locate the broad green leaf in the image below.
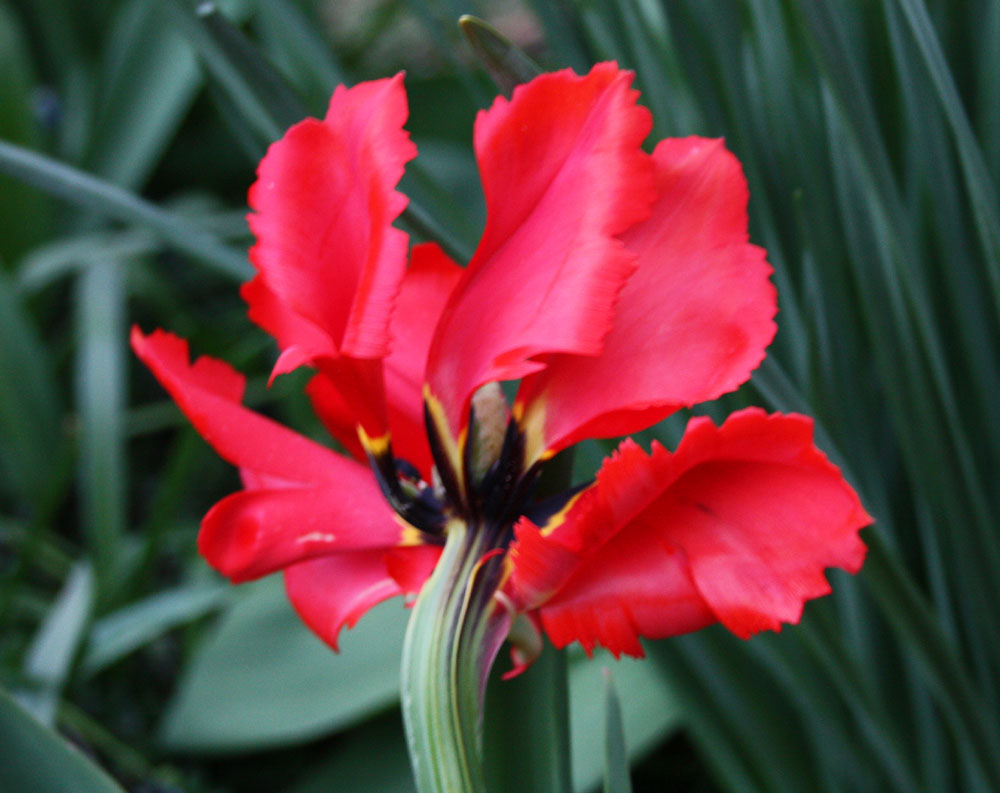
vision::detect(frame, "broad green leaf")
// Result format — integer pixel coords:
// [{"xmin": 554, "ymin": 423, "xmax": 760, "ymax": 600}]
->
[
  {"xmin": 0, "ymin": 687, "xmax": 126, "ymax": 793},
  {"xmin": 20, "ymin": 563, "xmax": 95, "ymax": 725},
  {"xmin": 602, "ymin": 670, "xmax": 632, "ymax": 793},
  {"xmin": 160, "ymin": 576, "xmax": 407, "ymax": 752},
  {"xmin": 286, "ymin": 712, "xmax": 416, "ymax": 793}
]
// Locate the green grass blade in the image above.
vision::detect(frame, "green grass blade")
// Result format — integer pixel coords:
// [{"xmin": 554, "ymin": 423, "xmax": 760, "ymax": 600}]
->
[
  {"xmin": 75, "ymin": 260, "xmax": 127, "ymax": 592},
  {"xmin": 0, "ymin": 2, "xmax": 49, "ymax": 265},
  {"xmin": 863, "ymin": 532, "xmax": 1000, "ymax": 790},
  {"xmin": 602, "ymin": 670, "xmax": 633, "ymax": 793},
  {"xmin": 0, "ymin": 139, "xmax": 251, "ymax": 278},
  {"xmin": 252, "ymin": 0, "xmax": 346, "ymax": 114},
  {"xmin": 168, "ymin": 0, "xmax": 305, "ymax": 143},
  {"xmin": 82, "ymin": 581, "xmax": 228, "ymax": 675},
  {"xmin": 85, "ymin": 0, "xmax": 203, "ymax": 189},
  {"xmin": 890, "ymin": 0, "xmax": 1000, "ymax": 316},
  {"xmin": 19, "ymin": 563, "xmax": 95, "ymax": 725},
  {"xmin": 0, "ymin": 268, "xmax": 64, "ymax": 510},
  {"xmin": 568, "ymin": 651, "xmax": 680, "ymax": 793}
]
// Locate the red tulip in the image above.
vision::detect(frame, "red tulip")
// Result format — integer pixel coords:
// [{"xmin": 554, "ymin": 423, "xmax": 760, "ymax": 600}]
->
[{"xmin": 132, "ymin": 63, "xmax": 869, "ymax": 671}]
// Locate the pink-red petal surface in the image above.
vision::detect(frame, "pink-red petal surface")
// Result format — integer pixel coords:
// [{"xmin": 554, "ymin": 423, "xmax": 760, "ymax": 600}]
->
[
  {"xmin": 200, "ymin": 484, "xmax": 408, "ymax": 583},
  {"xmin": 284, "ymin": 545, "xmax": 441, "ymax": 651},
  {"xmin": 517, "ymin": 138, "xmax": 777, "ymax": 457},
  {"xmin": 425, "ymin": 63, "xmax": 656, "ymax": 438},
  {"xmin": 131, "ymin": 328, "xmax": 407, "ymax": 583},
  {"xmin": 510, "ymin": 409, "xmax": 870, "ymax": 656},
  {"xmin": 384, "ymin": 243, "xmax": 462, "ymax": 477},
  {"xmin": 304, "ymin": 243, "xmax": 461, "ymax": 475},
  {"xmin": 131, "ymin": 328, "xmax": 349, "ymax": 484},
  {"xmin": 305, "ymin": 371, "xmax": 367, "ymax": 462},
  {"xmin": 245, "ymin": 74, "xmax": 416, "ymax": 364},
  {"xmin": 284, "ymin": 552, "xmax": 404, "ymax": 651}
]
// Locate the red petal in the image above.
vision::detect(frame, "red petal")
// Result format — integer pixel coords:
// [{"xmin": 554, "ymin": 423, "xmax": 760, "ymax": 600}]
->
[
  {"xmin": 425, "ymin": 63, "xmax": 655, "ymax": 438},
  {"xmin": 199, "ymin": 483, "xmax": 407, "ymax": 583},
  {"xmin": 301, "ymin": 244, "xmax": 461, "ymax": 473},
  {"xmin": 510, "ymin": 516, "xmax": 712, "ymax": 657},
  {"xmin": 245, "ymin": 74, "xmax": 416, "ymax": 364},
  {"xmin": 305, "ymin": 371, "xmax": 367, "ymax": 462},
  {"xmin": 511, "ymin": 409, "xmax": 870, "ymax": 655},
  {"xmin": 284, "ymin": 552, "xmax": 403, "ymax": 651},
  {"xmin": 385, "ymin": 543, "xmax": 443, "ymax": 594},
  {"xmin": 517, "ymin": 138, "xmax": 777, "ymax": 458},
  {"xmin": 384, "ymin": 243, "xmax": 462, "ymax": 477},
  {"xmin": 311, "ymin": 355, "xmax": 389, "ymax": 447},
  {"xmin": 131, "ymin": 327, "xmax": 347, "ymax": 484}
]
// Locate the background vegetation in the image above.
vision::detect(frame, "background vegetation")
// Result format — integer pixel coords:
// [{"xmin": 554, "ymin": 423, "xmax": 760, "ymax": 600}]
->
[{"xmin": 1, "ymin": 1, "xmax": 998, "ymax": 791}]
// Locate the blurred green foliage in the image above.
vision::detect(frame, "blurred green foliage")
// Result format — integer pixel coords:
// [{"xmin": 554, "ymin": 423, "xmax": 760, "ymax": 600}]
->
[{"xmin": 1, "ymin": 0, "xmax": 998, "ymax": 791}]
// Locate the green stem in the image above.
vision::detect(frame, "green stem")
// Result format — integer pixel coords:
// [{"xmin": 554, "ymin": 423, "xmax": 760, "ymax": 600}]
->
[{"xmin": 401, "ymin": 521, "xmax": 506, "ymax": 793}]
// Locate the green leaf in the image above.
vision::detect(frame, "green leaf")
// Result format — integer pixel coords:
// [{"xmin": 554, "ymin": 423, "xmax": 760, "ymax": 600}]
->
[
  {"xmin": 483, "ymin": 645, "xmax": 573, "ymax": 793},
  {"xmin": 0, "ymin": 139, "xmax": 251, "ymax": 279},
  {"xmin": 82, "ymin": 581, "xmax": 228, "ymax": 675},
  {"xmin": 75, "ymin": 260, "xmax": 126, "ymax": 590},
  {"xmin": 602, "ymin": 670, "xmax": 632, "ymax": 793},
  {"xmin": 85, "ymin": 0, "xmax": 204, "ymax": 189},
  {"xmin": 160, "ymin": 576, "xmax": 407, "ymax": 751},
  {"xmin": 889, "ymin": 0, "xmax": 1000, "ymax": 317},
  {"xmin": 0, "ymin": 268, "xmax": 64, "ymax": 510},
  {"xmin": 252, "ymin": 0, "xmax": 346, "ymax": 115},
  {"xmin": 0, "ymin": 1, "xmax": 49, "ymax": 264},
  {"xmin": 286, "ymin": 712, "xmax": 417, "ymax": 793},
  {"xmin": 862, "ymin": 532, "xmax": 1000, "ymax": 790},
  {"xmin": 0, "ymin": 687, "xmax": 126, "ymax": 793},
  {"xmin": 568, "ymin": 651, "xmax": 680, "ymax": 793},
  {"xmin": 20, "ymin": 563, "xmax": 95, "ymax": 725},
  {"xmin": 167, "ymin": 0, "xmax": 306, "ymax": 144}
]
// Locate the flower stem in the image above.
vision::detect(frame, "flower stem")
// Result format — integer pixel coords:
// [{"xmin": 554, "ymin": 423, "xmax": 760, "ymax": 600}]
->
[{"xmin": 401, "ymin": 520, "xmax": 507, "ymax": 793}]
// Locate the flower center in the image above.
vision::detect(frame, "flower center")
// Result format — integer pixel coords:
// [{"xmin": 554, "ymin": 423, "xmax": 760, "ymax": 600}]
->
[{"xmin": 365, "ymin": 384, "xmax": 545, "ymax": 551}]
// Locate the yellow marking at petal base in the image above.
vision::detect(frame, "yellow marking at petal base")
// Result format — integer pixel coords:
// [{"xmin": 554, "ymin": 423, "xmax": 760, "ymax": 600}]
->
[
  {"xmin": 398, "ymin": 520, "xmax": 427, "ymax": 546},
  {"xmin": 357, "ymin": 425, "xmax": 391, "ymax": 457},
  {"xmin": 539, "ymin": 488, "xmax": 587, "ymax": 537},
  {"xmin": 514, "ymin": 395, "xmax": 555, "ymax": 468},
  {"xmin": 296, "ymin": 531, "xmax": 337, "ymax": 544},
  {"xmin": 423, "ymin": 385, "xmax": 465, "ymax": 492}
]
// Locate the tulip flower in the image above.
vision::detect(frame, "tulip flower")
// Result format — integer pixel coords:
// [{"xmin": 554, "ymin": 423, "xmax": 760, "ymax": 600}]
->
[{"xmin": 132, "ymin": 62, "xmax": 870, "ymax": 793}]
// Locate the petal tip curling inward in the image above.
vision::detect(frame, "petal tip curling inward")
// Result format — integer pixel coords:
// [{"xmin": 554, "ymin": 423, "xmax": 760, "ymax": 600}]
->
[
  {"xmin": 426, "ymin": 62, "xmax": 657, "ymax": 437},
  {"xmin": 520, "ymin": 409, "xmax": 870, "ymax": 655},
  {"xmin": 516, "ymin": 136, "xmax": 778, "ymax": 458},
  {"xmin": 245, "ymin": 74, "xmax": 417, "ymax": 367}
]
